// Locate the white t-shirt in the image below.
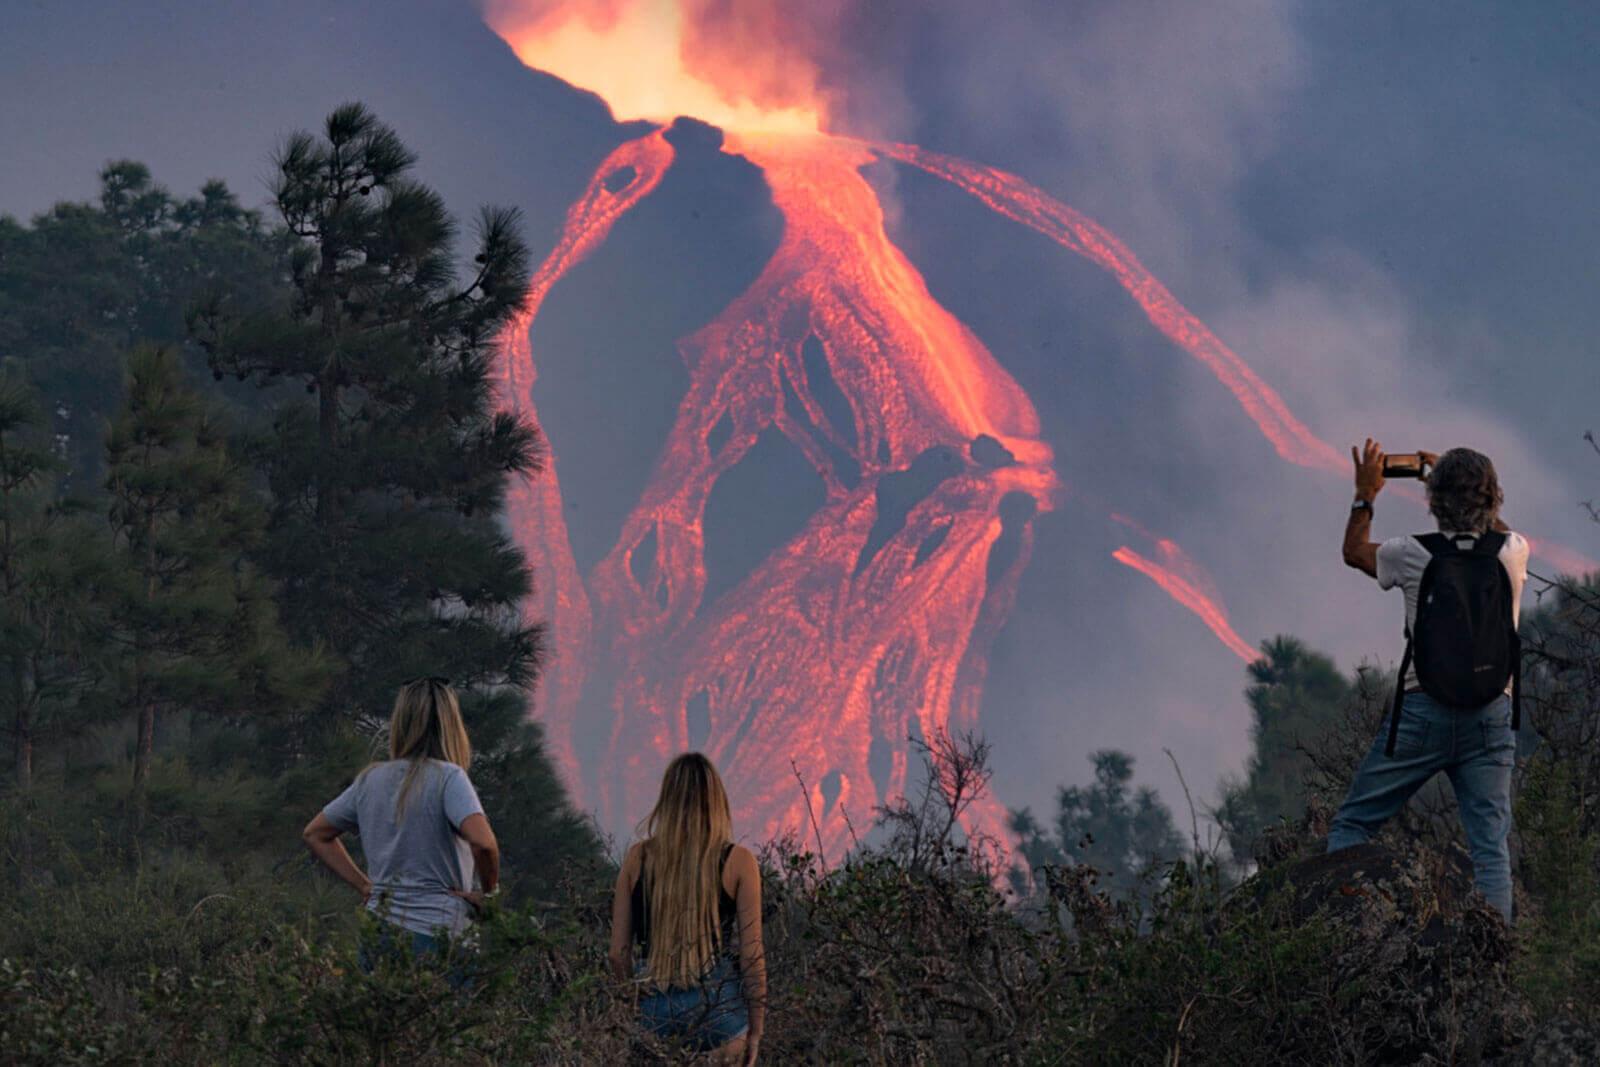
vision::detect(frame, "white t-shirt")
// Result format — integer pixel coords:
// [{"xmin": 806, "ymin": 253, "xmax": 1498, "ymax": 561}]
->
[{"xmin": 1375, "ymin": 530, "xmax": 1529, "ymax": 692}]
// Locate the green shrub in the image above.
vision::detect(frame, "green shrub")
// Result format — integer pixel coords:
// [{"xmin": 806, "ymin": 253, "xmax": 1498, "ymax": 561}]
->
[{"xmin": 1516, "ymin": 754, "xmax": 1600, "ymax": 1021}]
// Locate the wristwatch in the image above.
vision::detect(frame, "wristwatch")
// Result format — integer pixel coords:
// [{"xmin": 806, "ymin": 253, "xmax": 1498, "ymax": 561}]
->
[{"xmin": 1351, "ymin": 497, "xmax": 1374, "ymax": 512}]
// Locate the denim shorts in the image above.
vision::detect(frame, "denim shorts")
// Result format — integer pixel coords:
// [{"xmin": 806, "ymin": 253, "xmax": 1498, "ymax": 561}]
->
[{"xmin": 638, "ymin": 956, "xmax": 750, "ymax": 1052}]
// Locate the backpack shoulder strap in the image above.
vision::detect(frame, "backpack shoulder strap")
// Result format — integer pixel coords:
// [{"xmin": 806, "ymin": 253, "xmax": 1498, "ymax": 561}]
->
[
  {"xmin": 1385, "ymin": 636, "xmax": 1414, "ymax": 758},
  {"xmin": 1394, "ymin": 533, "xmax": 1444, "ymax": 755},
  {"xmin": 1473, "ymin": 530, "xmax": 1507, "ymax": 556},
  {"xmin": 1471, "ymin": 528, "xmax": 1519, "ymax": 729},
  {"xmin": 1415, "ymin": 532, "xmax": 1453, "ymax": 556}
]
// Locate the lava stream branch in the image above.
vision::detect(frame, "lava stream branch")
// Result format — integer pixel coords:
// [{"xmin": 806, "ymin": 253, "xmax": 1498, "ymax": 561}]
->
[
  {"xmin": 875, "ymin": 141, "xmax": 1343, "ymax": 474},
  {"xmin": 1111, "ymin": 546, "xmax": 1257, "ymax": 663},
  {"xmin": 496, "ymin": 129, "xmax": 678, "ymax": 804},
  {"xmin": 1106, "ymin": 512, "xmax": 1255, "ymax": 662},
  {"xmin": 879, "ymin": 141, "xmax": 1599, "ymax": 577}
]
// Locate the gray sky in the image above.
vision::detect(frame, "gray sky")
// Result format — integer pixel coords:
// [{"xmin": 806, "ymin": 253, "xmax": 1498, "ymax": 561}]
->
[{"xmin": 5, "ymin": 0, "xmax": 1596, "ymax": 827}]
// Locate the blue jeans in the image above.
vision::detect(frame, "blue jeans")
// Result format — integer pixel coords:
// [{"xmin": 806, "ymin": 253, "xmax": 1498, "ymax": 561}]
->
[
  {"xmin": 1327, "ymin": 692, "xmax": 1515, "ymax": 921},
  {"xmin": 638, "ymin": 956, "xmax": 750, "ymax": 1052}
]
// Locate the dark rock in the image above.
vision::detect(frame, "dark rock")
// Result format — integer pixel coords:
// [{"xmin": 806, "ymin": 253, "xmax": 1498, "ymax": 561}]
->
[
  {"xmin": 853, "ymin": 445, "xmax": 964, "ymax": 575},
  {"xmin": 1503, "ymin": 1017, "xmax": 1600, "ymax": 1066},
  {"xmin": 1236, "ymin": 824, "xmax": 1528, "ymax": 1063},
  {"xmin": 969, "ymin": 433, "xmax": 1016, "ymax": 468}
]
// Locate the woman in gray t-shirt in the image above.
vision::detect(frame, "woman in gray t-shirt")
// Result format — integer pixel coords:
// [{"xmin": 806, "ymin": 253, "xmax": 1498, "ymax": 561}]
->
[{"xmin": 302, "ymin": 678, "xmax": 500, "ymax": 955}]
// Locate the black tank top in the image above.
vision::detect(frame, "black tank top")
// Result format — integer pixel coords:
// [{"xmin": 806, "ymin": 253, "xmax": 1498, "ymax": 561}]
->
[{"xmin": 630, "ymin": 841, "xmax": 738, "ymax": 960}]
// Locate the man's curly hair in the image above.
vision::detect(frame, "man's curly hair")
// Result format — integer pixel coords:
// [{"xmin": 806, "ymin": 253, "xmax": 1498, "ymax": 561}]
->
[{"xmin": 1426, "ymin": 448, "xmax": 1503, "ymax": 534}]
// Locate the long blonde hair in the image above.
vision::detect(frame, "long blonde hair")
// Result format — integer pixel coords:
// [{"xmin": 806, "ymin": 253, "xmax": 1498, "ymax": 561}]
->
[
  {"xmin": 387, "ymin": 677, "xmax": 471, "ymax": 820},
  {"xmin": 639, "ymin": 753, "xmax": 734, "ymax": 987}
]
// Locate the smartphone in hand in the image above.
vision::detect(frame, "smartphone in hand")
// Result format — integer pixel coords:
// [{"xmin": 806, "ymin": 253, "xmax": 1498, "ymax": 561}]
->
[{"xmin": 1382, "ymin": 453, "xmax": 1428, "ymax": 479}]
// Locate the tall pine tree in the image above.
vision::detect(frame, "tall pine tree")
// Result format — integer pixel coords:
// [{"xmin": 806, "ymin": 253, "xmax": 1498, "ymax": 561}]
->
[
  {"xmin": 104, "ymin": 346, "xmax": 322, "ymax": 811},
  {"xmin": 192, "ymin": 104, "xmax": 558, "ymax": 811}
]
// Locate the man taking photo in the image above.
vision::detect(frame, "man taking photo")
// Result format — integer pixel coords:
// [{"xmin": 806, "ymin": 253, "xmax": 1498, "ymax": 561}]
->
[{"xmin": 1328, "ymin": 440, "xmax": 1528, "ymax": 922}]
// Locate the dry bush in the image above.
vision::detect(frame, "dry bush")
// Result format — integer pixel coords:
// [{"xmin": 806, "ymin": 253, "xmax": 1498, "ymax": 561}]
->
[{"xmin": 4, "ymin": 711, "xmax": 1580, "ymax": 1064}]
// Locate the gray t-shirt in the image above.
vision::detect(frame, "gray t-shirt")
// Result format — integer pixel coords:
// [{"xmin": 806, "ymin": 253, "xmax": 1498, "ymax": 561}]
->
[{"xmin": 323, "ymin": 759, "xmax": 485, "ymax": 937}]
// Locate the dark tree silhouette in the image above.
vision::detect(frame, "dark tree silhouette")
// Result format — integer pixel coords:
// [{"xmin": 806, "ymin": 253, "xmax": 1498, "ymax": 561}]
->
[
  {"xmin": 1215, "ymin": 636, "xmax": 1352, "ymax": 867},
  {"xmin": 0, "ymin": 163, "xmax": 283, "ymax": 489},
  {"xmin": 103, "ymin": 346, "xmax": 323, "ymax": 811},
  {"xmin": 1011, "ymin": 748, "xmax": 1184, "ymax": 901},
  {"xmin": 0, "ymin": 376, "xmax": 103, "ymax": 795},
  {"xmin": 193, "ymin": 104, "xmax": 542, "ymax": 747}
]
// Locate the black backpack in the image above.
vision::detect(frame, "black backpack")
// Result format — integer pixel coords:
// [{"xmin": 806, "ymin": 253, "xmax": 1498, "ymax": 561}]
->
[{"xmin": 1384, "ymin": 531, "xmax": 1522, "ymax": 757}]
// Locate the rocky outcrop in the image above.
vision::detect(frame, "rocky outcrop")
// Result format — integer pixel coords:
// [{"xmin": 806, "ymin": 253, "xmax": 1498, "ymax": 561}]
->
[
  {"xmin": 1241, "ymin": 830, "xmax": 1527, "ymax": 1063},
  {"xmin": 1299, "ymin": 842, "xmax": 1516, "ymax": 1059},
  {"xmin": 1502, "ymin": 1017, "xmax": 1600, "ymax": 1066}
]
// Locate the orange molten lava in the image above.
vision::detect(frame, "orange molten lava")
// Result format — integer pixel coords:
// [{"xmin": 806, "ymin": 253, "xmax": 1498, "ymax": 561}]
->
[
  {"xmin": 482, "ymin": 1, "xmax": 1273, "ymax": 859},
  {"xmin": 499, "ymin": 121, "xmax": 1056, "ymax": 859},
  {"xmin": 497, "ymin": 129, "xmax": 678, "ymax": 788},
  {"xmin": 1110, "ymin": 547, "xmax": 1257, "ymax": 664},
  {"xmin": 1109, "ymin": 514, "xmax": 1256, "ymax": 663},
  {"xmin": 491, "ymin": 123, "xmax": 1280, "ymax": 850},
  {"xmin": 873, "ymin": 142, "xmax": 1345, "ymax": 474},
  {"xmin": 492, "ymin": 109, "xmax": 1275, "ymax": 856}
]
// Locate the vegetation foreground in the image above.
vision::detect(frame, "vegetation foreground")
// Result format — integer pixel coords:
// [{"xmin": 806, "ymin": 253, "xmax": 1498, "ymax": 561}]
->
[{"xmin": 6, "ymin": 699, "xmax": 1600, "ymax": 1066}]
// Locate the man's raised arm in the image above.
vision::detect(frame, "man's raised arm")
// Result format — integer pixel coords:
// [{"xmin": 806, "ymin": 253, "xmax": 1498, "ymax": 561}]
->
[{"xmin": 1342, "ymin": 438, "xmax": 1386, "ymax": 578}]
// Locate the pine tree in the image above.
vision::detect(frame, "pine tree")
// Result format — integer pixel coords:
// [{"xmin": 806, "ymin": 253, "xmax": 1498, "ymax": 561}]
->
[
  {"xmin": 103, "ymin": 346, "xmax": 322, "ymax": 811},
  {"xmin": 1215, "ymin": 636, "xmax": 1353, "ymax": 866},
  {"xmin": 192, "ymin": 102, "xmax": 543, "ymax": 764},
  {"xmin": 1011, "ymin": 749, "xmax": 1184, "ymax": 902},
  {"xmin": 0, "ymin": 164, "xmax": 284, "ymax": 491},
  {"xmin": 0, "ymin": 375, "xmax": 104, "ymax": 794}
]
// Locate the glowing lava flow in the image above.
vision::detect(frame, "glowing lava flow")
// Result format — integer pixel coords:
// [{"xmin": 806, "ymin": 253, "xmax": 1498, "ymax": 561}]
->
[
  {"xmin": 486, "ymin": 0, "xmax": 1074, "ymax": 855},
  {"xmin": 1111, "ymin": 548, "xmax": 1256, "ymax": 663},
  {"xmin": 1108, "ymin": 514, "xmax": 1256, "ymax": 662},
  {"xmin": 496, "ymin": 130, "xmax": 678, "ymax": 788},
  {"xmin": 874, "ymin": 142, "xmax": 1344, "ymax": 474},
  {"xmin": 482, "ymin": 4, "xmax": 1272, "ymax": 859},
  {"xmin": 503, "ymin": 125, "xmax": 1056, "ymax": 858},
  {"xmin": 495, "ymin": 120, "xmax": 1265, "ymax": 859}
]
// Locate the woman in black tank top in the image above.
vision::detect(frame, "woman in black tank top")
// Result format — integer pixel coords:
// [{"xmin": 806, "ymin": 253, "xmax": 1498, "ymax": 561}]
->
[
  {"xmin": 631, "ymin": 842, "xmax": 739, "ymax": 962},
  {"xmin": 609, "ymin": 755, "xmax": 767, "ymax": 1064}
]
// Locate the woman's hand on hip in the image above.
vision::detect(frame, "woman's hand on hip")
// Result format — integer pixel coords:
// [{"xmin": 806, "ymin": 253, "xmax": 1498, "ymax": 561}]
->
[{"xmin": 450, "ymin": 888, "xmax": 495, "ymax": 915}]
